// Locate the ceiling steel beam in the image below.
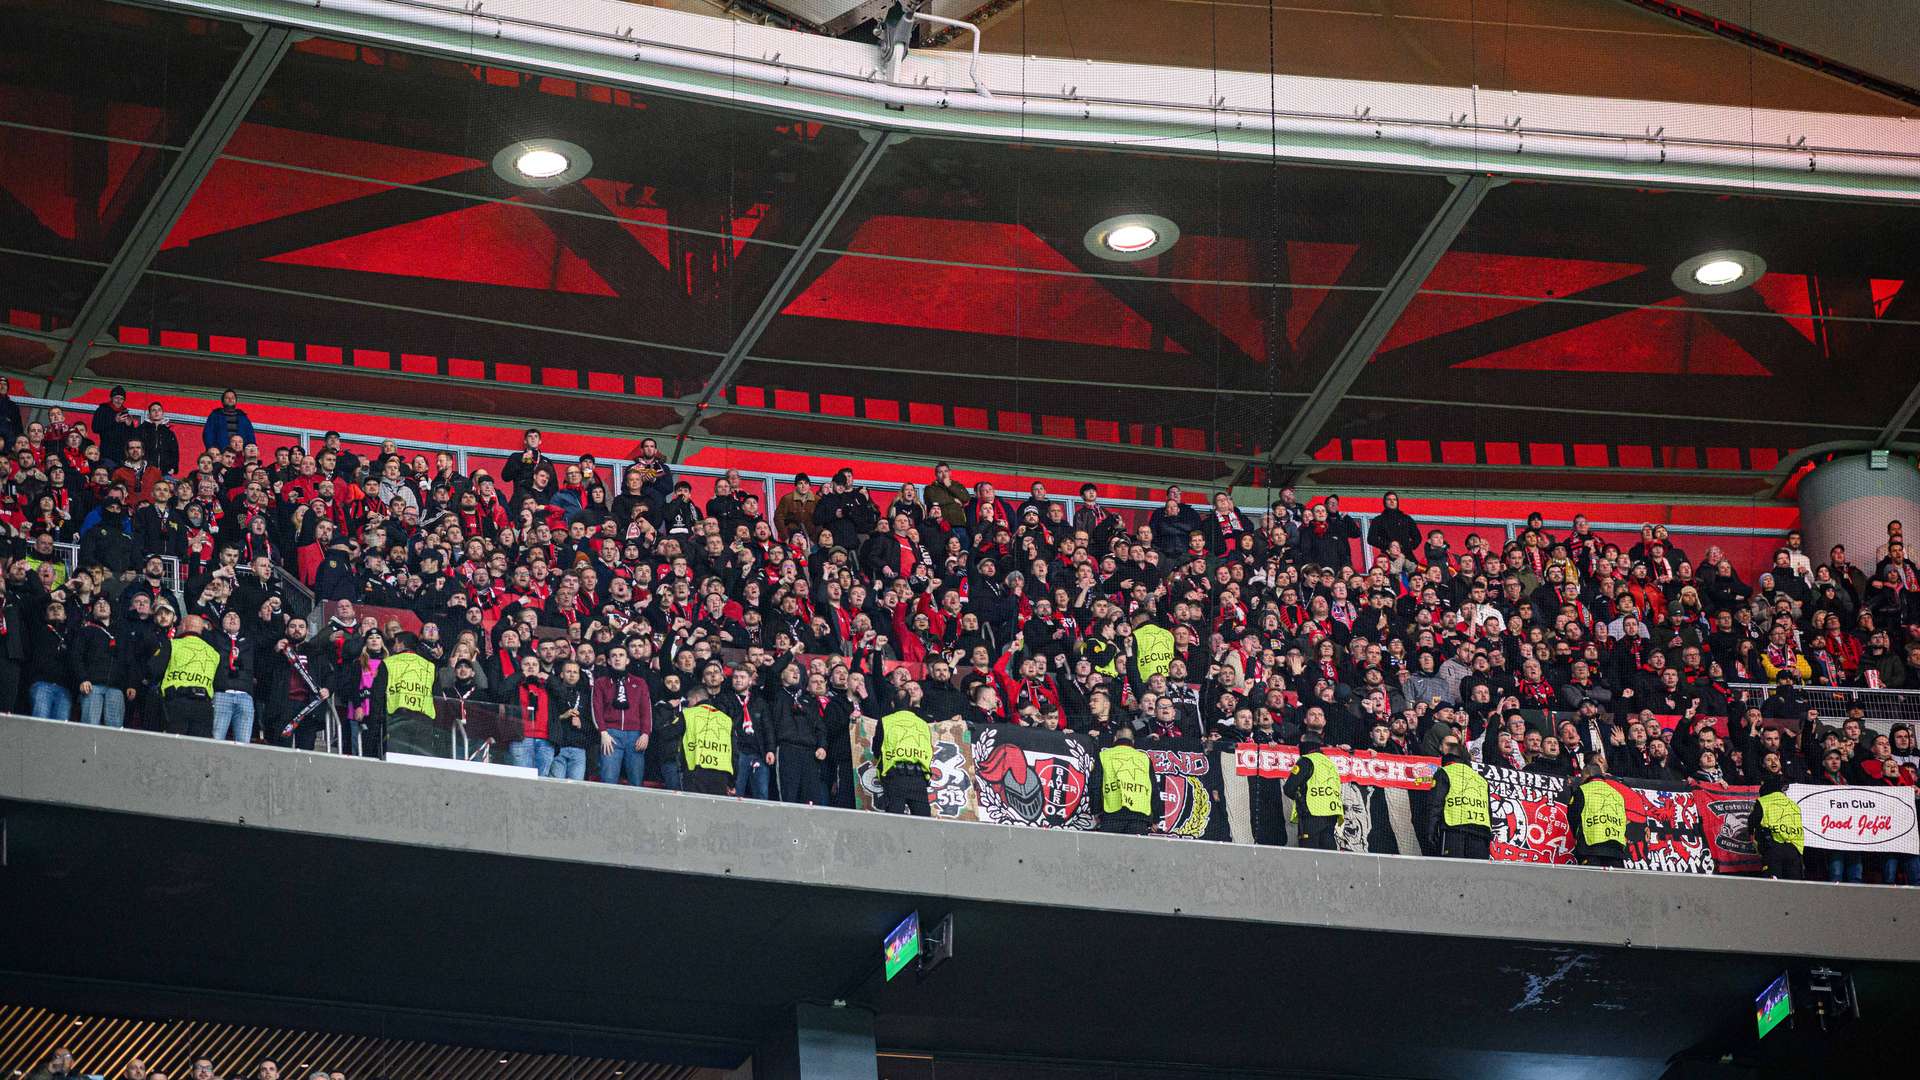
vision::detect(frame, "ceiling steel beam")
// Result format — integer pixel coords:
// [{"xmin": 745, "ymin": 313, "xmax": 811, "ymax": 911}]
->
[
  {"xmin": 45, "ymin": 24, "xmax": 294, "ymax": 398},
  {"xmin": 1264, "ymin": 174, "xmax": 1496, "ymax": 475},
  {"xmin": 669, "ymin": 130, "xmax": 893, "ymax": 461},
  {"xmin": 1875, "ymin": 381, "xmax": 1920, "ymax": 448}
]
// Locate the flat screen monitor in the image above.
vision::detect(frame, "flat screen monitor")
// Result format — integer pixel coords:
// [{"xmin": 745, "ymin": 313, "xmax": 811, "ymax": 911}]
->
[
  {"xmin": 1756, "ymin": 971, "xmax": 1792, "ymax": 1039},
  {"xmin": 885, "ymin": 912, "xmax": 921, "ymax": 982}
]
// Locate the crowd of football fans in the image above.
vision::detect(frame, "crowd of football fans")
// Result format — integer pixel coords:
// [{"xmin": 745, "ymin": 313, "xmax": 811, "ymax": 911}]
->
[{"xmin": 2, "ymin": 384, "xmax": 1917, "ymax": 881}]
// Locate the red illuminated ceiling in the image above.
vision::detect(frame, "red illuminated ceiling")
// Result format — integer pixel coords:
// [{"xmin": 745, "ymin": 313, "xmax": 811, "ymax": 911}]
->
[{"xmin": 5, "ymin": 24, "xmax": 1919, "ymax": 493}]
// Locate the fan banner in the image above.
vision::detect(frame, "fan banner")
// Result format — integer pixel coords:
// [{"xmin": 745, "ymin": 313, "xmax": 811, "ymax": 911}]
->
[
  {"xmin": 1233, "ymin": 743, "xmax": 1439, "ymax": 790},
  {"xmin": 1142, "ymin": 737, "xmax": 1231, "ymax": 841},
  {"xmin": 851, "ymin": 717, "xmax": 980, "ymax": 821},
  {"xmin": 1617, "ymin": 779, "xmax": 1715, "ymax": 874},
  {"xmin": 1476, "ymin": 763, "xmax": 1574, "ymax": 864},
  {"xmin": 1691, "ymin": 782, "xmax": 1763, "ymax": 874},
  {"xmin": 1787, "ymin": 784, "xmax": 1920, "ymax": 853},
  {"xmin": 970, "ymin": 724, "xmax": 1099, "ymax": 829}
]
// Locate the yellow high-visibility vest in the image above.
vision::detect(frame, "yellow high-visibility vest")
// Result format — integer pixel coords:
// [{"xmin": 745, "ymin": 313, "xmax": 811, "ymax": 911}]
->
[
  {"xmin": 1757, "ymin": 790, "xmax": 1804, "ymax": 853},
  {"xmin": 382, "ymin": 652, "xmax": 436, "ymax": 717},
  {"xmin": 1440, "ymin": 762, "xmax": 1491, "ymax": 829},
  {"xmin": 1099, "ymin": 745, "xmax": 1153, "ymax": 816},
  {"xmin": 1579, "ymin": 780, "xmax": 1627, "ymax": 847},
  {"xmin": 159, "ymin": 635, "xmax": 218, "ymax": 695},
  {"xmin": 877, "ymin": 710, "xmax": 933, "ymax": 775},
  {"xmin": 1295, "ymin": 751, "xmax": 1344, "ymax": 820},
  {"xmin": 681, "ymin": 704, "xmax": 735, "ymax": 774},
  {"xmin": 1132, "ymin": 624, "xmax": 1175, "ymax": 680}
]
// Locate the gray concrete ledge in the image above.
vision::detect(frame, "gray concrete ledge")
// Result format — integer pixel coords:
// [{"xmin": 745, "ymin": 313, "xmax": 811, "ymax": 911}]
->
[{"xmin": 2, "ymin": 714, "xmax": 1910, "ymax": 963}]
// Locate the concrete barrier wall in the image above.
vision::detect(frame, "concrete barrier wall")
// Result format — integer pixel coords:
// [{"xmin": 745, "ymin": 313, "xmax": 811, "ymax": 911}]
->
[{"xmin": 3, "ymin": 715, "xmax": 1912, "ymax": 963}]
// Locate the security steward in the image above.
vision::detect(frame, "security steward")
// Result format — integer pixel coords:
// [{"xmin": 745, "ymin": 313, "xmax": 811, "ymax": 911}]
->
[
  {"xmin": 152, "ymin": 613, "xmax": 218, "ymax": 737},
  {"xmin": 1425, "ymin": 747, "xmax": 1492, "ymax": 858},
  {"xmin": 871, "ymin": 708, "xmax": 934, "ymax": 816},
  {"xmin": 1746, "ymin": 774, "xmax": 1805, "ymax": 880},
  {"xmin": 1090, "ymin": 725, "xmax": 1160, "ymax": 834},
  {"xmin": 1282, "ymin": 734, "xmax": 1344, "ymax": 850},
  {"xmin": 370, "ymin": 632, "xmax": 437, "ymax": 760},
  {"xmin": 1567, "ymin": 758, "xmax": 1627, "ymax": 868},
  {"xmin": 676, "ymin": 698, "xmax": 736, "ymax": 796}
]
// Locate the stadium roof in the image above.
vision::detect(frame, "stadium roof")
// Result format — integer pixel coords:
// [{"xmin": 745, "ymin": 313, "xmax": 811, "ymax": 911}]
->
[{"xmin": 3, "ymin": 0, "xmax": 1919, "ymax": 496}]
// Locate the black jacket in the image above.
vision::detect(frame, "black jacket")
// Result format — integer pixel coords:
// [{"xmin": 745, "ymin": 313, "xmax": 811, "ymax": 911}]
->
[
  {"xmin": 545, "ymin": 675, "xmax": 598, "ymax": 750},
  {"xmin": 774, "ymin": 689, "xmax": 830, "ymax": 750},
  {"xmin": 207, "ymin": 629, "xmax": 256, "ymax": 693},
  {"xmin": 71, "ymin": 621, "xmax": 125, "ymax": 688},
  {"xmin": 714, "ymin": 687, "xmax": 771, "ymax": 756},
  {"xmin": 25, "ymin": 619, "xmax": 73, "ymax": 686}
]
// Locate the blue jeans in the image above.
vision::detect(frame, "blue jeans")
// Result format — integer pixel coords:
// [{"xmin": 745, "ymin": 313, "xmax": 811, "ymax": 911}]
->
[
  {"xmin": 735, "ymin": 751, "xmax": 771, "ymax": 799},
  {"xmin": 548, "ymin": 745, "xmax": 587, "ymax": 780},
  {"xmin": 659, "ymin": 757, "xmax": 685, "ymax": 791},
  {"xmin": 1879, "ymin": 853, "xmax": 1920, "ymax": 885},
  {"xmin": 599, "ymin": 729, "xmax": 647, "ymax": 786},
  {"xmin": 1826, "ymin": 853, "xmax": 1865, "ymax": 883},
  {"xmin": 508, "ymin": 738, "xmax": 554, "ymax": 773},
  {"xmin": 212, "ymin": 691, "xmax": 255, "ymax": 744},
  {"xmin": 29, "ymin": 681, "xmax": 72, "ymax": 721},
  {"xmin": 79, "ymin": 685, "xmax": 125, "ymax": 728}
]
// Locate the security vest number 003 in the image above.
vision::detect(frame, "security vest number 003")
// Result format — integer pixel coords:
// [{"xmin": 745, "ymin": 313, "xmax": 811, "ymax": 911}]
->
[
  {"xmin": 681, "ymin": 704, "xmax": 735, "ymax": 774},
  {"xmin": 1099, "ymin": 745, "xmax": 1153, "ymax": 816}
]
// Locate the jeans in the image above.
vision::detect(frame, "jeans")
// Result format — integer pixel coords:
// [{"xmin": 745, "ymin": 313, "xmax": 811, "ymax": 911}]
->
[
  {"xmin": 548, "ymin": 745, "xmax": 587, "ymax": 780},
  {"xmin": 78, "ymin": 685, "xmax": 125, "ymax": 728},
  {"xmin": 599, "ymin": 729, "xmax": 647, "ymax": 786},
  {"xmin": 1827, "ymin": 853, "xmax": 1865, "ymax": 883},
  {"xmin": 735, "ymin": 751, "xmax": 771, "ymax": 800},
  {"xmin": 29, "ymin": 681, "xmax": 72, "ymax": 721},
  {"xmin": 508, "ymin": 738, "xmax": 555, "ymax": 773},
  {"xmin": 1879, "ymin": 853, "xmax": 1920, "ymax": 885},
  {"xmin": 212, "ymin": 691, "xmax": 256, "ymax": 744},
  {"xmin": 659, "ymin": 757, "xmax": 685, "ymax": 791}
]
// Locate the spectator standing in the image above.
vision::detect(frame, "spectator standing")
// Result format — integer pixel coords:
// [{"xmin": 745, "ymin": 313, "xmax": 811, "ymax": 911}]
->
[
  {"xmin": 209, "ymin": 609, "xmax": 256, "ymax": 744},
  {"xmin": 201, "ymin": 389, "xmax": 257, "ymax": 449},
  {"xmin": 593, "ymin": 644, "xmax": 651, "ymax": 786},
  {"xmin": 138, "ymin": 402, "xmax": 180, "ymax": 474},
  {"xmin": 73, "ymin": 595, "xmax": 127, "ymax": 727},
  {"xmin": 26, "ymin": 598, "xmax": 74, "ymax": 720},
  {"xmin": 545, "ymin": 657, "xmax": 596, "ymax": 779}
]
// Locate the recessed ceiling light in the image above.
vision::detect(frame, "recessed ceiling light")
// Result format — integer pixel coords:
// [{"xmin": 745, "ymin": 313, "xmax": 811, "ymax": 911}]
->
[
  {"xmin": 513, "ymin": 148, "xmax": 570, "ymax": 179},
  {"xmin": 1083, "ymin": 213, "xmax": 1179, "ymax": 262},
  {"xmin": 1692, "ymin": 258, "xmax": 1744, "ymax": 287},
  {"xmin": 491, "ymin": 139, "xmax": 592, "ymax": 189},
  {"xmin": 1672, "ymin": 249, "xmax": 1765, "ymax": 295},
  {"xmin": 1103, "ymin": 223, "xmax": 1159, "ymax": 253}
]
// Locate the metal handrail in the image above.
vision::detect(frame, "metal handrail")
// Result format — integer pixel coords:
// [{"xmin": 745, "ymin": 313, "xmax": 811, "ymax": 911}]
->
[{"xmin": 12, "ymin": 394, "xmax": 1790, "ymax": 561}]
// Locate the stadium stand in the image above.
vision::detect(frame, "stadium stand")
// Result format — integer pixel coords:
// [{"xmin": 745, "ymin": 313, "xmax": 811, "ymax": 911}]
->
[{"xmin": 1, "ymin": 381, "xmax": 1914, "ymax": 885}]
